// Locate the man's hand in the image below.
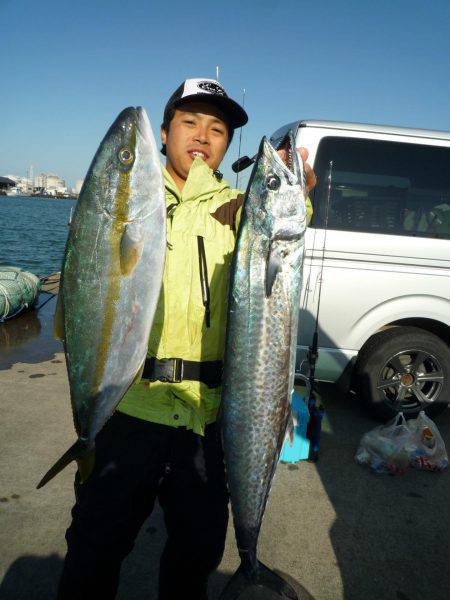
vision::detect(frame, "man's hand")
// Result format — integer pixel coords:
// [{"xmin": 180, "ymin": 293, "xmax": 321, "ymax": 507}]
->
[{"xmin": 277, "ymin": 147, "xmax": 317, "ymax": 194}]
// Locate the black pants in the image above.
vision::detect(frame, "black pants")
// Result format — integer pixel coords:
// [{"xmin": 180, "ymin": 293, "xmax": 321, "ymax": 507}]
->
[{"xmin": 57, "ymin": 412, "xmax": 229, "ymax": 600}]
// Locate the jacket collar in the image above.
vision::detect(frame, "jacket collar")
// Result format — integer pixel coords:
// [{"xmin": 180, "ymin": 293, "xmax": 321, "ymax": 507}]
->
[{"xmin": 162, "ymin": 157, "xmax": 229, "ymax": 205}]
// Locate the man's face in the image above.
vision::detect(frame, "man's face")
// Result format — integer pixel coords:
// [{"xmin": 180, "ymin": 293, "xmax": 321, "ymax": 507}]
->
[{"xmin": 161, "ymin": 101, "xmax": 229, "ymax": 187}]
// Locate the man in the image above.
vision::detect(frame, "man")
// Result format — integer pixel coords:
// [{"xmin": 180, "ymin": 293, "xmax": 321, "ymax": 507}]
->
[{"xmin": 57, "ymin": 78, "xmax": 316, "ymax": 600}]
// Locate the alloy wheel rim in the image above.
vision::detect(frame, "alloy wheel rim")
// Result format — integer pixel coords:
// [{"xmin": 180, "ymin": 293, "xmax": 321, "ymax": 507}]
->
[{"xmin": 376, "ymin": 348, "xmax": 444, "ymax": 413}]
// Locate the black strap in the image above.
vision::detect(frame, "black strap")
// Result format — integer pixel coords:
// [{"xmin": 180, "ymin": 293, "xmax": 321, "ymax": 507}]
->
[
  {"xmin": 142, "ymin": 357, "xmax": 223, "ymax": 388},
  {"xmin": 197, "ymin": 236, "xmax": 211, "ymax": 327}
]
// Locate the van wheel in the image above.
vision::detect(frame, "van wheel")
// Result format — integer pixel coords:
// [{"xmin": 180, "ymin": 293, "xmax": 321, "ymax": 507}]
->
[{"xmin": 355, "ymin": 326, "xmax": 450, "ymax": 421}]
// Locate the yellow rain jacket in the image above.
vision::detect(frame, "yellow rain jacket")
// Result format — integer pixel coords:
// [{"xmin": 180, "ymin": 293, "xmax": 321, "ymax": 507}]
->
[{"xmin": 118, "ymin": 157, "xmax": 313, "ymax": 434}]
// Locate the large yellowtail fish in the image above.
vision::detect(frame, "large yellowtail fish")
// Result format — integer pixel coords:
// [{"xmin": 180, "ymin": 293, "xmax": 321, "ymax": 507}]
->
[
  {"xmin": 220, "ymin": 133, "xmax": 307, "ymax": 599},
  {"xmin": 37, "ymin": 107, "xmax": 166, "ymax": 488}
]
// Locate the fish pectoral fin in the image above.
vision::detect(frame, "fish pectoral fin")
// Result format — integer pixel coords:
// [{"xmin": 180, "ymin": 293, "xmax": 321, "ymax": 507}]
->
[
  {"xmin": 265, "ymin": 243, "xmax": 282, "ymax": 297},
  {"xmin": 53, "ymin": 291, "xmax": 64, "ymax": 340},
  {"xmin": 120, "ymin": 223, "xmax": 144, "ymax": 276}
]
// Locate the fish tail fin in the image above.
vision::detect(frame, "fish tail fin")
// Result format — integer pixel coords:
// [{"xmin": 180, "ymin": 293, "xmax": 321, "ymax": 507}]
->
[
  {"xmin": 76, "ymin": 448, "xmax": 95, "ymax": 483},
  {"xmin": 37, "ymin": 440, "xmax": 94, "ymax": 489},
  {"xmin": 220, "ymin": 561, "xmax": 298, "ymax": 599}
]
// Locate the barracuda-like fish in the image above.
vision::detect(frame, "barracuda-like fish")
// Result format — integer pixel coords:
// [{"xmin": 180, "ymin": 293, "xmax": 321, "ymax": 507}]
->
[
  {"xmin": 220, "ymin": 133, "xmax": 307, "ymax": 599},
  {"xmin": 37, "ymin": 107, "xmax": 166, "ymax": 489}
]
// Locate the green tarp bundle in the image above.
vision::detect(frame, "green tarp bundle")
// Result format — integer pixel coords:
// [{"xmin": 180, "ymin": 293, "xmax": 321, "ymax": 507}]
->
[{"xmin": 0, "ymin": 266, "xmax": 41, "ymax": 321}]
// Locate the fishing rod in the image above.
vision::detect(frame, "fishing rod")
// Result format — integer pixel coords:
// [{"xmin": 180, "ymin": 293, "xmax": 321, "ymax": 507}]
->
[
  {"xmin": 235, "ymin": 88, "xmax": 246, "ymax": 189},
  {"xmin": 232, "ymin": 154, "xmax": 255, "ymax": 174},
  {"xmin": 214, "ymin": 68, "xmax": 247, "ymax": 186},
  {"xmin": 306, "ymin": 160, "xmax": 333, "ymax": 462}
]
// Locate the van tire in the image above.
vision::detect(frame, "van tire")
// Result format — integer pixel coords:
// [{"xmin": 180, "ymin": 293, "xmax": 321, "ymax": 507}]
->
[{"xmin": 355, "ymin": 326, "xmax": 450, "ymax": 421}]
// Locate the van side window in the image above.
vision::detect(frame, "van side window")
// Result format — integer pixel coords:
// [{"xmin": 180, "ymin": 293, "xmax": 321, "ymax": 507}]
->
[{"xmin": 311, "ymin": 137, "xmax": 450, "ymax": 240}]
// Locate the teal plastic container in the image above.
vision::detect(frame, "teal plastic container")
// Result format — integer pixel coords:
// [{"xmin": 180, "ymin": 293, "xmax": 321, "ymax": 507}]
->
[{"xmin": 280, "ymin": 390, "xmax": 310, "ymax": 463}]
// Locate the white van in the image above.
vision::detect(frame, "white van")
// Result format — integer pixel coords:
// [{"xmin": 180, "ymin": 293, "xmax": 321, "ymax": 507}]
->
[{"xmin": 271, "ymin": 121, "xmax": 450, "ymax": 420}]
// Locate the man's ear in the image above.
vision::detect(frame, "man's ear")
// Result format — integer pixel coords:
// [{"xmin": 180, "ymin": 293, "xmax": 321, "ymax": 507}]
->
[{"xmin": 161, "ymin": 126, "xmax": 167, "ymax": 146}]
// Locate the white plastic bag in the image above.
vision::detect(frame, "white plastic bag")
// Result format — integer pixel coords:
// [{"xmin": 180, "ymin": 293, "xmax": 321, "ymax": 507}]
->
[
  {"xmin": 355, "ymin": 413, "xmax": 411, "ymax": 474},
  {"xmin": 406, "ymin": 411, "xmax": 448, "ymax": 472}
]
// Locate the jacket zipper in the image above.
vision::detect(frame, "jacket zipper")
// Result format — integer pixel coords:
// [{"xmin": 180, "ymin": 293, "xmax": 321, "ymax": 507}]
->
[
  {"xmin": 197, "ymin": 236, "xmax": 211, "ymax": 328},
  {"xmin": 164, "ymin": 202, "xmax": 178, "ymax": 349}
]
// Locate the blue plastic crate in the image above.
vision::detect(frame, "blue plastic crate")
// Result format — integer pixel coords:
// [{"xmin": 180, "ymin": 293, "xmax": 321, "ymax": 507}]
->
[{"xmin": 280, "ymin": 390, "xmax": 310, "ymax": 463}]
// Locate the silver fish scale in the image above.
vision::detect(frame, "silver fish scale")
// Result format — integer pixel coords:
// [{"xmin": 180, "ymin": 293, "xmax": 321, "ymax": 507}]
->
[{"xmin": 222, "ymin": 179, "xmax": 304, "ymax": 555}]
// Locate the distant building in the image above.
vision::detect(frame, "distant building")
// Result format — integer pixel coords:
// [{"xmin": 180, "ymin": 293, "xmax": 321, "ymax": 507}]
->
[
  {"xmin": 34, "ymin": 172, "xmax": 67, "ymax": 195},
  {"xmin": 2, "ymin": 171, "xmax": 72, "ymax": 197},
  {"xmin": 34, "ymin": 174, "xmax": 45, "ymax": 188},
  {"xmin": 46, "ymin": 173, "xmax": 66, "ymax": 191},
  {"xmin": 75, "ymin": 179, "xmax": 84, "ymax": 194}
]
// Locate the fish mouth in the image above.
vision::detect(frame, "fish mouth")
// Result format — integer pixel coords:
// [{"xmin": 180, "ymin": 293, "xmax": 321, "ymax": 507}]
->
[
  {"xmin": 263, "ymin": 131, "xmax": 301, "ymax": 182},
  {"xmin": 135, "ymin": 106, "xmax": 152, "ymax": 139},
  {"xmin": 285, "ymin": 130, "xmax": 301, "ymax": 177},
  {"xmin": 113, "ymin": 106, "xmax": 150, "ymax": 141}
]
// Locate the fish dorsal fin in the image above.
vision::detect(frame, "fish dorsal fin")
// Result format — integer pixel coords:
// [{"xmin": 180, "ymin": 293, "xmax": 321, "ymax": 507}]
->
[
  {"xmin": 53, "ymin": 291, "xmax": 64, "ymax": 340},
  {"xmin": 120, "ymin": 223, "xmax": 144, "ymax": 276}
]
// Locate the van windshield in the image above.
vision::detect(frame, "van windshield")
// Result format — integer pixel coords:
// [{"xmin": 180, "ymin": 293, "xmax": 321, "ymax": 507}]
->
[{"xmin": 311, "ymin": 137, "xmax": 450, "ymax": 240}]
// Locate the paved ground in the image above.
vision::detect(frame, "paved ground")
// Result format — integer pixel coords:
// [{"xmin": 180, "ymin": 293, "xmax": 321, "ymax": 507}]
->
[{"xmin": 1, "ymin": 295, "xmax": 449, "ymax": 600}]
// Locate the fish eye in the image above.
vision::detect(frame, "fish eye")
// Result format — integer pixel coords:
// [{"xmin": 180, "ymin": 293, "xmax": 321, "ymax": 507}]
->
[
  {"xmin": 118, "ymin": 147, "xmax": 134, "ymax": 165},
  {"xmin": 266, "ymin": 173, "xmax": 280, "ymax": 191}
]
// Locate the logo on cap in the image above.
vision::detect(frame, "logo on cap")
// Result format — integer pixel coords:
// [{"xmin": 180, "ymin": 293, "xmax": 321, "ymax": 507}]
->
[{"xmin": 197, "ymin": 81, "xmax": 226, "ymax": 96}]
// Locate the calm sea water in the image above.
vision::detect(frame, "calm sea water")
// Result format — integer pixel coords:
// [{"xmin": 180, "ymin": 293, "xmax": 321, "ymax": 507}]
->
[{"xmin": 0, "ymin": 195, "xmax": 76, "ymax": 276}]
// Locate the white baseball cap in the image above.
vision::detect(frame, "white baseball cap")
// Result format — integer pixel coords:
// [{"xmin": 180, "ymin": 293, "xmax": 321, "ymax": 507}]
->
[{"xmin": 163, "ymin": 78, "xmax": 248, "ymax": 129}]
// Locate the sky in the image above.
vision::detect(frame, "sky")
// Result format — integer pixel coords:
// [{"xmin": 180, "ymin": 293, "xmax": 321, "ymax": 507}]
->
[{"xmin": 1, "ymin": 0, "xmax": 449, "ymax": 188}]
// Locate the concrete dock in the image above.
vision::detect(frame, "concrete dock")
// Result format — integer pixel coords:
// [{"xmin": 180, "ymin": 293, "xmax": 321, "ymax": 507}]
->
[{"xmin": 1, "ymin": 290, "xmax": 449, "ymax": 600}]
